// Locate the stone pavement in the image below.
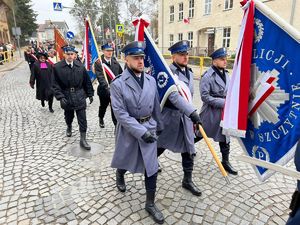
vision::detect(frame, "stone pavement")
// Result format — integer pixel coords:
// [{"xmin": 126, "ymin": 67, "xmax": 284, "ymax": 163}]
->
[{"xmin": 0, "ymin": 61, "xmax": 296, "ymax": 225}]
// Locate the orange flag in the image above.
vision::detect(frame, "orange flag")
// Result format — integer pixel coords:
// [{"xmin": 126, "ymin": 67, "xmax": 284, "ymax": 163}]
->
[{"xmin": 54, "ymin": 27, "xmax": 67, "ymax": 60}]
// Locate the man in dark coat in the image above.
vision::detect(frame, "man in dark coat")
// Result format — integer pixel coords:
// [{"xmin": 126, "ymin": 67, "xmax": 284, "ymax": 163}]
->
[
  {"xmin": 30, "ymin": 52, "xmax": 54, "ymax": 112},
  {"xmin": 198, "ymin": 48, "xmax": 238, "ymax": 175},
  {"xmin": 157, "ymin": 40, "xmax": 202, "ymax": 196},
  {"xmin": 110, "ymin": 41, "xmax": 164, "ymax": 224},
  {"xmin": 95, "ymin": 43, "xmax": 123, "ymax": 128},
  {"xmin": 52, "ymin": 45, "xmax": 94, "ymax": 150},
  {"xmin": 286, "ymin": 141, "xmax": 300, "ymax": 225}
]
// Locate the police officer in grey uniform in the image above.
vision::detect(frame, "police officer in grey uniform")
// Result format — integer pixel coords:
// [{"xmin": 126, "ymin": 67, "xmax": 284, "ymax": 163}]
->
[
  {"xmin": 110, "ymin": 41, "xmax": 165, "ymax": 224},
  {"xmin": 198, "ymin": 48, "xmax": 238, "ymax": 175},
  {"xmin": 286, "ymin": 141, "xmax": 300, "ymax": 225},
  {"xmin": 157, "ymin": 40, "xmax": 202, "ymax": 196}
]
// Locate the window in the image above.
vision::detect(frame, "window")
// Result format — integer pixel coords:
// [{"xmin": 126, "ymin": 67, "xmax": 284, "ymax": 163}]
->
[
  {"xmin": 170, "ymin": 5, "xmax": 174, "ymax": 22},
  {"xmin": 204, "ymin": 0, "xmax": 212, "ymax": 15},
  {"xmin": 188, "ymin": 32, "xmax": 193, "ymax": 48},
  {"xmin": 169, "ymin": 34, "xmax": 174, "ymax": 46},
  {"xmin": 189, "ymin": 0, "xmax": 195, "ymax": 18},
  {"xmin": 223, "ymin": 27, "xmax": 231, "ymax": 48},
  {"xmin": 178, "ymin": 33, "xmax": 183, "ymax": 41},
  {"xmin": 178, "ymin": 3, "xmax": 183, "ymax": 21},
  {"xmin": 224, "ymin": 0, "xmax": 233, "ymax": 10}
]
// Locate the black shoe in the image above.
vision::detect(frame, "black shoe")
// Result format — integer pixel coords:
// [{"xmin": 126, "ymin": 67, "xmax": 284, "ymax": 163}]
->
[
  {"xmin": 66, "ymin": 126, "xmax": 72, "ymax": 137},
  {"xmin": 116, "ymin": 169, "xmax": 126, "ymax": 192},
  {"xmin": 80, "ymin": 132, "xmax": 91, "ymax": 150},
  {"xmin": 99, "ymin": 118, "xmax": 105, "ymax": 128},
  {"xmin": 41, "ymin": 101, "xmax": 45, "ymax": 107},
  {"xmin": 182, "ymin": 172, "xmax": 202, "ymax": 196},
  {"xmin": 222, "ymin": 161, "xmax": 238, "ymax": 175},
  {"xmin": 49, "ymin": 108, "xmax": 54, "ymax": 113},
  {"xmin": 145, "ymin": 191, "xmax": 164, "ymax": 224}
]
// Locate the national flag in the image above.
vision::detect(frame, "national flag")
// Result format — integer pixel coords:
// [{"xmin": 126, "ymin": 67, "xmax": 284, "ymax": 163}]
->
[
  {"xmin": 183, "ymin": 18, "xmax": 190, "ymax": 24},
  {"xmin": 223, "ymin": 0, "xmax": 300, "ymax": 181},
  {"xmin": 54, "ymin": 27, "xmax": 67, "ymax": 61},
  {"xmin": 83, "ymin": 17, "xmax": 101, "ymax": 82}
]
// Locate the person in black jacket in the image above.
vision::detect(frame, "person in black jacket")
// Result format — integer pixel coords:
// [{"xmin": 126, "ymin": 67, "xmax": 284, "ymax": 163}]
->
[
  {"xmin": 29, "ymin": 52, "xmax": 54, "ymax": 112},
  {"xmin": 52, "ymin": 45, "xmax": 94, "ymax": 150},
  {"xmin": 94, "ymin": 43, "xmax": 123, "ymax": 128}
]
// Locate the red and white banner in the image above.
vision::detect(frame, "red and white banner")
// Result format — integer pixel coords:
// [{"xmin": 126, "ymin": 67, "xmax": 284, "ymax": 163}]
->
[
  {"xmin": 221, "ymin": 0, "xmax": 255, "ymax": 137},
  {"xmin": 102, "ymin": 63, "xmax": 116, "ymax": 80}
]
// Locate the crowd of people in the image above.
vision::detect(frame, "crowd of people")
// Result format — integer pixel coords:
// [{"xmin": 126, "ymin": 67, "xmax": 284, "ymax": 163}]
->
[
  {"xmin": 24, "ymin": 39, "xmax": 298, "ymax": 224},
  {"xmin": 0, "ymin": 42, "xmax": 14, "ymax": 64}
]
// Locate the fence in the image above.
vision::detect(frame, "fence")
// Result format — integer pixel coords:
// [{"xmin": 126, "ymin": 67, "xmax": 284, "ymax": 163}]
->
[
  {"xmin": 162, "ymin": 54, "xmax": 235, "ymax": 76},
  {"xmin": 0, "ymin": 51, "xmax": 15, "ymax": 64}
]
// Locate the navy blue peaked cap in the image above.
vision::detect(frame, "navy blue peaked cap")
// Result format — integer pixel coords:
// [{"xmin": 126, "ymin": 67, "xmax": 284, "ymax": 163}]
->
[
  {"xmin": 168, "ymin": 40, "xmax": 190, "ymax": 54},
  {"xmin": 210, "ymin": 48, "xmax": 227, "ymax": 59},
  {"xmin": 121, "ymin": 41, "xmax": 145, "ymax": 56}
]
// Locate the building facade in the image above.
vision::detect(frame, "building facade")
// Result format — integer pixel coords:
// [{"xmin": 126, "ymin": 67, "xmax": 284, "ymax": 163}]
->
[
  {"xmin": 0, "ymin": 0, "xmax": 13, "ymax": 44},
  {"xmin": 37, "ymin": 20, "xmax": 69, "ymax": 42},
  {"xmin": 158, "ymin": 0, "xmax": 300, "ymax": 56}
]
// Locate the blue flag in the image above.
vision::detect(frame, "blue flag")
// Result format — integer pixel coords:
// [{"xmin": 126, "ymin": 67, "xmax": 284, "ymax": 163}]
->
[
  {"xmin": 83, "ymin": 18, "xmax": 99, "ymax": 82},
  {"xmin": 144, "ymin": 29, "xmax": 178, "ymax": 106},
  {"xmin": 241, "ymin": 4, "xmax": 300, "ymax": 181}
]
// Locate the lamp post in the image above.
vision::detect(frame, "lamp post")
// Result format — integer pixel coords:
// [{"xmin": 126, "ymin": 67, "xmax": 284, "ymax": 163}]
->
[{"xmin": 12, "ymin": 7, "xmax": 21, "ymax": 58}]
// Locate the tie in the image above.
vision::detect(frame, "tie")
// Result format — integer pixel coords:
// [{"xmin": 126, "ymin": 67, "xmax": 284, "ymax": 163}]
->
[
  {"xmin": 68, "ymin": 64, "xmax": 72, "ymax": 69},
  {"xmin": 107, "ymin": 61, "xmax": 110, "ymax": 66}
]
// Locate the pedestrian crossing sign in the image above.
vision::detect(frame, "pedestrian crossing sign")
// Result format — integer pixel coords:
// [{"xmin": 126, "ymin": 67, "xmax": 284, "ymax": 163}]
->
[
  {"xmin": 116, "ymin": 24, "xmax": 124, "ymax": 34},
  {"xmin": 53, "ymin": 2, "xmax": 63, "ymax": 11}
]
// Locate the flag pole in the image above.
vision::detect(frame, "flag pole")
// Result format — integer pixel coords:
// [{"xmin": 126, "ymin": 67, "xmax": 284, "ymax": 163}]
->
[
  {"xmin": 198, "ymin": 124, "xmax": 230, "ymax": 184},
  {"xmin": 86, "ymin": 16, "xmax": 110, "ymax": 86},
  {"xmin": 143, "ymin": 25, "xmax": 230, "ymax": 184},
  {"xmin": 236, "ymin": 154, "xmax": 300, "ymax": 180}
]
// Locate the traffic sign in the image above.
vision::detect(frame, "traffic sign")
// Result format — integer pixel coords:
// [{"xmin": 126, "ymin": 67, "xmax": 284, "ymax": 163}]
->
[
  {"xmin": 12, "ymin": 27, "xmax": 21, "ymax": 36},
  {"xmin": 66, "ymin": 31, "xmax": 75, "ymax": 39},
  {"xmin": 53, "ymin": 2, "xmax": 63, "ymax": 11},
  {"xmin": 116, "ymin": 24, "xmax": 124, "ymax": 34}
]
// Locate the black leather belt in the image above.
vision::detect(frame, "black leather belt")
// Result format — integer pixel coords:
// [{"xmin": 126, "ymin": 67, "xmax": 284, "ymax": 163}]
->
[
  {"xmin": 136, "ymin": 115, "xmax": 151, "ymax": 123},
  {"xmin": 69, "ymin": 87, "xmax": 78, "ymax": 92}
]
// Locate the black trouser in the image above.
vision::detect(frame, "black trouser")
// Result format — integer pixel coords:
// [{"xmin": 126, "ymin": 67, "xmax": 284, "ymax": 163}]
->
[
  {"xmin": 64, "ymin": 108, "xmax": 87, "ymax": 132},
  {"xmin": 98, "ymin": 95, "xmax": 117, "ymax": 125},
  {"xmin": 157, "ymin": 148, "xmax": 194, "ymax": 172},
  {"xmin": 41, "ymin": 95, "xmax": 53, "ymax": 109},
  {"xmin": 117, "ymin": 169, "xmax": 157, "ymax": 192}
]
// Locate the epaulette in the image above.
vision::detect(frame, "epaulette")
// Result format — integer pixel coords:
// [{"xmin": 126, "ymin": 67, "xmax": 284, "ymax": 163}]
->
[{"xmin": 112, "ymin": 74, "xmax": 122, "ymax": 82}]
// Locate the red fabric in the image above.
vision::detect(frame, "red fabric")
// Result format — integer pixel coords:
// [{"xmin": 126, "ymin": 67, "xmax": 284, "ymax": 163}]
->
[
  {"xmin": 85, "ymin": 19, "xmax": 91, "ymax": 70},
  {"xmin": 54, "ymin": 28, "xmax": 67, "ymax": 61},
  {"xmin": 132, "ymin": 18, "xmax": 150, "ymax": 41},
  {"xmin": 248, "ymin": 86, "xmax": 275, "ymax": 116},
  {"xmin": 238, "ymin": 0, "xmax": 255, "ymax": 130}
]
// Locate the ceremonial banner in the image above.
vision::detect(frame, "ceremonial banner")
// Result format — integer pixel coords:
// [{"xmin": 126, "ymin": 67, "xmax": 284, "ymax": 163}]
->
[
  {"xmin": 54, "ymin": 27, "xmax": 67, "ymax": 61},
  {"xmin": 83, "ymin": 17, "xmax": 100, "ymax": 82},
  {"xmin": 224, "ymin": 0, "xmax": 300, "ymax": 181}
]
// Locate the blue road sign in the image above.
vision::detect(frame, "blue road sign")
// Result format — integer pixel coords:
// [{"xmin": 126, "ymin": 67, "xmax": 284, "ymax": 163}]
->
[
  {"xmin": 66, "ymin": 31, "xmax": 75, "ymax": 40},
  {"xmin": 53, "ymin": 2, "xmax": 63, "ymax": 11}
]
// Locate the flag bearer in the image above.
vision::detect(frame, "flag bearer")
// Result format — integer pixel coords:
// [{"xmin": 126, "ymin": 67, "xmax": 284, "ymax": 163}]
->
[
  {"xmin": 110, "ymin": 41, "xmax": 164, "ymax": 224},
  {"xmin": 157, "ymin": 40, "xmax": 202, "ymax": 196}
]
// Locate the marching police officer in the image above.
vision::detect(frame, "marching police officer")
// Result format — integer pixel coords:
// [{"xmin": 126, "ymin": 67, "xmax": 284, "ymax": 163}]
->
[
  {"xmin": 157, "ymin": 40, "xmax": 202, "ymax": 196},
  {"xmin": 286, "ymin": 141, "xmax": 300, "ymax": 225},
  {"xmin": 198, "ymin": 48, "xmax": 238, "ymax": 175},
  {"xmin": 110, "ymin": 41, "xmax": 164, "ymax": 224},
  {"xmin": 52, "ymin": 45, "xmax": 94, "ymax": 150},
  {"xmin": 95, "ymin": 43, "xmax": 123, "ymax": 128}
]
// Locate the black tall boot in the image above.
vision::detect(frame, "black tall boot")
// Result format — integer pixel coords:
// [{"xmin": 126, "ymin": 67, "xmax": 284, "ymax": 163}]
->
[
  {"xmin": 182, "ymin": 171, "xmax": 202, "ymax": 196},
  {"xmin": 80, "ymin": 132, "xmax": 91, "ymax": 150},
  {"xmin": 220, "ymin": 142, "xmax": 238, "ymax": 175},
  {"xmin": 99, "ymin": 118, "xmax": 105, "ymax": 128},
  {"xmin": 116, "ymin": 169, "xmax": 126, "ymax": 192},
  {"xmin": 145, "ymin": 191, "xmax": 164, "ymax": 224},
  {"xmin": 222, "ymin": 152, "xmax": 238, "ymax": 175},
  {"xmin": 66, "ymin": 125, "xmax": 72, "ymax": 137},
  {"xmin": 48, "ymin": 98, "xmax": 54, "ymax": 113}
]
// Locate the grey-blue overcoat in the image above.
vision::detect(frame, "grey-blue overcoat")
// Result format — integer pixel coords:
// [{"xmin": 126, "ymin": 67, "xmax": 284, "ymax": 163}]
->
[
  {"xmin": 157, "ymin": 63, "xmax": 196, "ymax": 154},
  {"xmin": 199, "ymin": 66, "xmax": 230, "ymax": 142},
  {"xmin": 110, "ymin": 69, "xmax": 163, "ymax": 177}
]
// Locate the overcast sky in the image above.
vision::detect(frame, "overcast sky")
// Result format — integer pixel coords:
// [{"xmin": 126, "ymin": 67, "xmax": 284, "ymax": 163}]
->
[{"xmin": 31, "ymin": 0, "xmax": 78, "ymax": 33}]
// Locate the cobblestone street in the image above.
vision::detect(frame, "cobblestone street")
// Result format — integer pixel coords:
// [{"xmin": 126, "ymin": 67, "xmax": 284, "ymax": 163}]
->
[{"xmin": 0, "ymin": 61, "xmax": 297, "ymax": 225}]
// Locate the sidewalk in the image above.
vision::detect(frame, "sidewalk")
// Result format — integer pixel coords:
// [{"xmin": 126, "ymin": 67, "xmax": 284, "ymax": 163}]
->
[{"xmin": 0, "ymin": 53, "xmax": 24, "ymax": 75}]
